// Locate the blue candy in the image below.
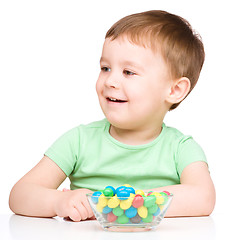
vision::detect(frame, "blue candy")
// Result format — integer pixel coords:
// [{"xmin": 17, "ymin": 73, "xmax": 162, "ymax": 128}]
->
[
  {"xmin": 125, "ymin": 187, "xmax": 135, "ymax": 195},
  {"xmin": 153, "ymin": 207, "xmax": 161, "ymax": 216},
  {"xmin": 125, "ymin": 206, "xmax": 137, "ymax": 218},
  {"xmin": 102, "ymin": 206, "xmax": 112, "ymax": 214},
  {"xmin": 117, "ymin": 190, "xmax": 130, "ymax": 200},
  {"xmin": 116, "ymin": 186, "xmax": 126, "ymax": 194},
  {"xmin": 91, "ymin": 191, "xmax": 102, "ymax": 204}
]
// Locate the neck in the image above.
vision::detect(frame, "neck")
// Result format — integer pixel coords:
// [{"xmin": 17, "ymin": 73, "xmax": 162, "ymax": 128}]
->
[{"xmin": 109, "ymin": 123, "xmax": 163, "ymax": 145}]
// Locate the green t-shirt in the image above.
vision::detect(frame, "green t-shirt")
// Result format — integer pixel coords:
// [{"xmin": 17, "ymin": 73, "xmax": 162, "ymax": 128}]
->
[{"xmin": 45, "ymin": 119, "xmax": 207, "ymax": 191}]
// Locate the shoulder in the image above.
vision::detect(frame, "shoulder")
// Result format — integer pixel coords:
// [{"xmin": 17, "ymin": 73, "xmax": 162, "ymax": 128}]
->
[
  {"xmin": 67, "ymin": 118, "xmax": 109, "ymax": 142},
  {"xmin": 162, "ymin": 123, "xmax": 192, "ymax": 143},
  {"xmin": 163, "ymin": 124, "xmax": 207, "ymax": 176},
  {"xmin": 162, "ymin": 123, "xmax": 205, "ymax": 158},
  {"xmin": 50, "ymin": 119, "xmax": 108, "ymax": 144}
]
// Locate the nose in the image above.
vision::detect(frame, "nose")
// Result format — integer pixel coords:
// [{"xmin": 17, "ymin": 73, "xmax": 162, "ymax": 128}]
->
[{"xmin": 104, "ymin": 71, "xmax": 120, "ymax": 89}]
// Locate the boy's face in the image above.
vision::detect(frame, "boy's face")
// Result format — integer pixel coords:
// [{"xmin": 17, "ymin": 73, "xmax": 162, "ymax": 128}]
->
[{"xmin": 96, "ymin": 36, "xmax": 172, "ymax": 130}]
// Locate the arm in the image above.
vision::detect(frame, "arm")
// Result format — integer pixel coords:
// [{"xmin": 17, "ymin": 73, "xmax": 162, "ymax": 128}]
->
[
  {"xmin": 146, "ymin": 161, "xmax": 216, "ymax": 217},
  {"xmin": 9, "ymin": 156, "xmax": 94, "ymax": 221}
]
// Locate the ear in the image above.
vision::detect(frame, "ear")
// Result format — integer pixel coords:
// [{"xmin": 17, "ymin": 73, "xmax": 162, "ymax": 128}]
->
[{"xmin": 166, "ymin": 77, "xmax": 191, "ymax": 105}]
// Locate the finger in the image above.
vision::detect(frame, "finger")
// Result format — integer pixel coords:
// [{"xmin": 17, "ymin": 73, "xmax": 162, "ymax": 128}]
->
[
  {"xmin": 75, "ymin": 202, "xmax": 88, "ymax": 220},
  {"xmin": 88, "ymin": 215, "xmax": 96, "ymax": 220},
  {"xmin": 62, "ymin": 188, "xmax": 70, "ymax": 192},
  {"xmin": 82, "ymin": 199, "xmax": 94, "ymax": 218},
  {"xmin": 68, "ymin": 207, "xmax": 82, "ymax": 222},
  {"xmin": 81, "ymin": 215, "xmax": 96, "ymax": 221}
]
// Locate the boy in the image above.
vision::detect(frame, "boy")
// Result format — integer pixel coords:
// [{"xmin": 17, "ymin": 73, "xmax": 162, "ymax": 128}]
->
[{"xmin": 9, "ymin": 10, "xmax": 215, "ymax": 221}]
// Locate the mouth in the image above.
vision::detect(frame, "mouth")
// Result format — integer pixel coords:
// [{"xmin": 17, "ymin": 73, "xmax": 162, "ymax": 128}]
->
[{"xmin": 106, "ymin": 97, "xmax": 127, "ymax": 103}]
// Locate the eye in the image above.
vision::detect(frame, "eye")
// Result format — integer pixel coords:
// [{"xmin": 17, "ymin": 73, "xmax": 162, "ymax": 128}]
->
[
  {"xmin": 101, "ymin": 66, "xmax": 111, "ymax": 72},
  {"xmin": 123, "ymin": 70, "xmax": 136, "ymax": 76}
]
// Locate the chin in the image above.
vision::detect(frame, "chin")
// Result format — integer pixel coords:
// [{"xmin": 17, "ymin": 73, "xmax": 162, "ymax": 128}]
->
[{"xmin": 105, "ymin": 114, "xmax": 133, "ymax": 130}]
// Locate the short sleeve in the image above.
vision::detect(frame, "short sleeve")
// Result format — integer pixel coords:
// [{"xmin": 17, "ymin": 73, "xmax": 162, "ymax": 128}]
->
[
  {"xmin": 175, "ymin": 136, "xmax": 207, "ymax": 177},
  {"xmin": 44, "ymin": 127, "xmax": 80, "ymax": 176}
]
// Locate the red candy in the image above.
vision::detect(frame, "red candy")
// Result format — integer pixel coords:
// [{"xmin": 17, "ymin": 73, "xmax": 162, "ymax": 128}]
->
[
  {"xmin": 132, "ymin": 194, "xmax": 144, "ymax": 208},
  {"xmin": 163, "ymin": 191, "xmax": 170, "ymax": 196},
  {"xmin": 107, "ymin": 212, "xmax": 118, "ymax": 222}
]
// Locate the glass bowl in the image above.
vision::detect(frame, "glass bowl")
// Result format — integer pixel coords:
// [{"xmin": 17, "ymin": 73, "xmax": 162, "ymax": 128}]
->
[{"xmin": 86, "ymin": 191, "xmax": 173, "ymax": 232}]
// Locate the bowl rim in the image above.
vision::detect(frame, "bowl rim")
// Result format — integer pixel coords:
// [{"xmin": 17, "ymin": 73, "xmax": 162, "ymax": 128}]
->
[{"xmin": 86, "ymin": 191, "xmax": 173, "ymax": 198}]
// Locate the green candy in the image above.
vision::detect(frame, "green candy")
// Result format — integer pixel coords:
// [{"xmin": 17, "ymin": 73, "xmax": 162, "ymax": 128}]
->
[
  {"xmin": 159, "ymin": 192, "xmax": 168, "ymax": 205},
  {"xmin": 142, "ymin": 213, "xmax": 153, "ymax": 223},
  {"xmin": 117, "ymin": 214, "xmax": 129, "ymax": 224},
  {"xmin": 148, "ymin": 204, "xmax": 158, "ymax": 214},
  {"xmin": 103, "ymin": 188, "xmax": 114, "ymax": 197},
  {"xmin": 113, "ymin": 206, "xmax": 124, "ymax": 216},
  {"xmin": 144, "ymin": 195, "xmax": 156, "ymax": 207}
]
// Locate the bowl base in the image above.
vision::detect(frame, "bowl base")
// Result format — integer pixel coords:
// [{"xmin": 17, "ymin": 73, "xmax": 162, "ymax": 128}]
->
[{"xmin": 102, "ymin": 223, "xmax": 160, "ymax": 232}]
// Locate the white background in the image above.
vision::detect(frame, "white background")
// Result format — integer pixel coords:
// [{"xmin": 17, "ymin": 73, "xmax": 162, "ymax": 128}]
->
[{"xmin": 0, "ymin": 0, "xmax": 237, "ymax": 218}]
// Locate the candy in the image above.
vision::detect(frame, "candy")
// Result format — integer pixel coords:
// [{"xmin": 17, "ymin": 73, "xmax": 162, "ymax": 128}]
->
[
  {"xmin": 143, "ymin": 195, "xmax": 156, "ymax": 208},
  {"xmin": 125, "ymin": 206, "xmax": 137, "ymax": 218},
  {"xmin": 117, "ymin": 190, "xmax": 130, "ymax": 200},
  {"xmin": 155, "ymin": 193, "xmax": 165, "ymax": 205},
  {"xmin": 138, "ymin": 205, "xmax": 148, "ymax": 218},
  {"xmin": 102, "ymin": 206, "xmax": 112, "ymax": 214},
  {"xmin": 89, "ymin": 185, "xmax": 171, "ymax": 225},
  {"xmin": 132, "ymin": 194, "xmax": 144, "ymax": 208},
  {"xmin": 113, "ymin": 206, "xmax": 124, "ymax": 216},
  {"xmin": 148, "ymin": 204, "xmax": 158, "ymax": 214},
  {"xmin": 125, "ymin": 187, "xmax": 135, "ymax": 195},
  {"xmin": 130, "ymin": 214, "xmax": 141, "ymax": 223},
  {"xmin": 98, "ymin": 194, "xmax": 108, "ymax": 207},
  {"xmin": 135, "ymin": 190, "xmax": 145, "ymax": 196},
  {"xmin": 159, "ymin": 192, "xmax": 168, "ymax": 205},
  {"xmin": 103, "ymin": 188, "xmax": 114, "ymax": 197},
  {"xmin": 107, "ymin": 212, "xmax": 118, "ymax": 222},
  {"xmin": 108, "ymin": 195, "xmax": 120, "ymax": 208},
  {"xmin": 120, "ymin": 198, "xmax": 132, "ymax": 210},
  {"xmin": 91, "ymin": 191, "xmax": 102, "ymax": 204},
  {"xmin": 163, "ymin": 190, "xmax": 171, "ymax": 196},
  {"xmin": 116, "ymin": 186, "xmax": 126, "ymax": 194},
  {"xmin": 117, "ymin": 214, "xmax": 129, "ymax": 224},
  {"xmin": 153, "ymin": 206, "xmax": 161, "ymax": 216},
  {"xmin": 105, "ymin": 186, "xmax": 116, "ymax": 195},
  {"xmin": 123, "ymin": 184, "xmax": 132, "ymax": 188},
  {"xmin": 96, "ymin": 203, "xmax": 103, "ymax": 212},
  {"xmin": 142, "ymin": 213, "xmax": 153, "ymax": 223},
  {"xmin": 150, "ymin": 192, "xmax": 160, "ymax": 197}
]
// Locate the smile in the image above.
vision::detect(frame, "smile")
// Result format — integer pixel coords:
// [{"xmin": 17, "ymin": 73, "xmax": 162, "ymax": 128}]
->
[{"xmin": 107, "ymin": 97, "xmax": 127, "ymax": 103}]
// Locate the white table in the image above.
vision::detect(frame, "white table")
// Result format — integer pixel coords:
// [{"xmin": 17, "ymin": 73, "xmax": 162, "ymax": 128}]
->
[{"xmin": 0, "ymin": 213, "xmax": 236, "ymax": 240}]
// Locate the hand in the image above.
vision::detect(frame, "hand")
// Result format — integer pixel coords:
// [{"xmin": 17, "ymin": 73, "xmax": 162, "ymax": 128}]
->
[{"xmin": 54, "ymin": 188, "xmax": 95, "ymax": 222}]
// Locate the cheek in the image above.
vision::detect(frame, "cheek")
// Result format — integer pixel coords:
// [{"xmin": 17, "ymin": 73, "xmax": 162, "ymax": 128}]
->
[
  {"xmin": 127, "ymin": 81, "xmax": 151, "ymax": 100},
  {"xmin": 96, "ymin": 77, "xmax": 102, "ymax": 95}
]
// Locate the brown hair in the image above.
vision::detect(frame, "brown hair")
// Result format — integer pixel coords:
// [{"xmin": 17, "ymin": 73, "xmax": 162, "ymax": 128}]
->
[{"xmin": 105, "ymin": 10, "xmax": 205, "ymax": 110}]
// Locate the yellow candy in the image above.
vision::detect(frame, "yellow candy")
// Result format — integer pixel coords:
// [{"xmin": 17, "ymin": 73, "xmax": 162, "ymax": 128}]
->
[
  {"xmin": 135, "ymin": 190, "xmax": 145, "ymax": 196},
  {"xmin": 138, "ymin": 205, "xmax": 148, "ymax": 218},
  {"xmin": 120, "ymin": 198, "xmax": 132, "ymax": 210},
  {"xmin": 98, "ymin": 194, "xmax": 108, "ymax": 207},
  {"xmin": 155, "ymin": 193, "xmax": 165, "ymax": 205},
  {"xmin": 150, "ymin": 192, "xmax": 160, "ymax": 197},
  {"xmin": 159, "ymin": 205, "xmax": 164, "ymax": 211},
  {"xmin": 96, "ymin": 203, "xmax": 103, "ymax": 212},
  {"xmin": 123, "ymin": 184, "xmax": 132, "ymax": 187},
  {"xmin": 129, "ymin": 193, "xmax": 135, "ymax": 198},
  {"xmin": 108, "ymin": 196, "xmax": 120, "ymax": 208}
]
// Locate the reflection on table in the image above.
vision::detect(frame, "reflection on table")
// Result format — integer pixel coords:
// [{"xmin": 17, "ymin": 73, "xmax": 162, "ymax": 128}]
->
[{"xmin": 8, "ymin": 214, "xmax": 216, "ymax": 240}]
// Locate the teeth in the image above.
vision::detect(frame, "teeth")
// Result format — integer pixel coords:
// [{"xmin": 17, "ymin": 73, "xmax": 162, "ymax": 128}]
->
[
  {"xmin": 107, "ymin": 97, "xmax": 127, "ymax": 103},
  {"xmin": 109, "ymin": 97, "xmax": 117, "ymax": 101}
]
